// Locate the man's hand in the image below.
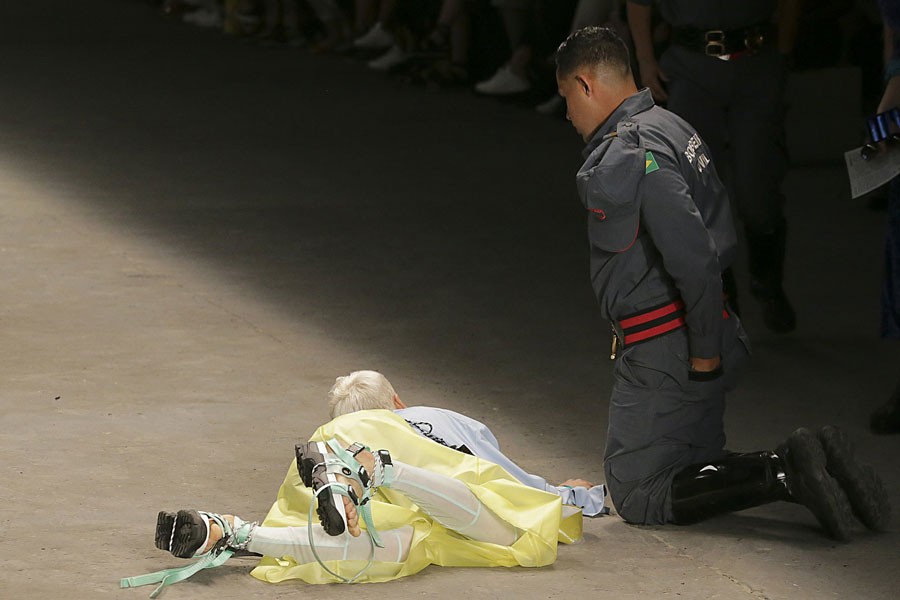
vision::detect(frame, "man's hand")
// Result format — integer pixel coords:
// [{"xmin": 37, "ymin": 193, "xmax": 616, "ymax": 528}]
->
[
  {"xmin": 627, "ymin": 1, "xmax": 669, "ymax": 103},
  {"xmin": 690, "ymin": 356, "xmax": 721, "ymax": 372},
  {"xmin": 636, "ymin": 57, "xmax": 669, "ymax": 103},
  {"xmin": 559, "ymin": 478, "xmax": 594, "ymax": 488}
]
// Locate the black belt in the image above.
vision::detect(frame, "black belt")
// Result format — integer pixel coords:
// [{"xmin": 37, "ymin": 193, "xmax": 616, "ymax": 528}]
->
[{"xmin": 672, "ymin": 22, "xmax": 775, "ymax": 58}]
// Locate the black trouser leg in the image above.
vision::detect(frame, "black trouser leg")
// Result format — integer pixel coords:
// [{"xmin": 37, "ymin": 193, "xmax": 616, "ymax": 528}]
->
[
  {"xmin": 671, "ymin": 451, "xmax": 789, "ymax": 524},
  {"xmin": 746, "ymin": 221, "xmax": 796, "ymax": 333}
]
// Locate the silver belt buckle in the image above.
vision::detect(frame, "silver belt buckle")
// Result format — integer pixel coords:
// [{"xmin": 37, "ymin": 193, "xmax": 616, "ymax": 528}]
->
[{"xmin": 704, "ymin": 30, "xmax": 725, "ymax": 57}]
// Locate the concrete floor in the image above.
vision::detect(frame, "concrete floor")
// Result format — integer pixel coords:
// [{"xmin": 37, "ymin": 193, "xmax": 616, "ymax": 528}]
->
[{"xmin": 0, "ymin": 1, "xmax": 898, "ymax": 598}]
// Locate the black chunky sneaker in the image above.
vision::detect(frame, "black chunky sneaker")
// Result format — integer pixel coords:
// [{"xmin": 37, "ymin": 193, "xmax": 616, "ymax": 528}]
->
[
  {"xmin": 817, "ymin": 425, "xmax": 891, "ymax": 531},
  {"xmin": 777, "ymin": 428, "xmax": 855, "ymax": 541}
]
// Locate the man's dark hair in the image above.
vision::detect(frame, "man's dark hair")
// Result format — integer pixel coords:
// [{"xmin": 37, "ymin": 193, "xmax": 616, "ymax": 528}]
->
[{"xmin": 555, "ymin": 26, "xmax": 631, "ymax": 79}]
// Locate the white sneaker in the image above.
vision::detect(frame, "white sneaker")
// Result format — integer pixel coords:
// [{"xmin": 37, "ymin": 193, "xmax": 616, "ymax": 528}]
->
[
  {"xmin": 183, "ymin": 8, "xmax": 222, "ymax": 28},
  {"xmin": 474, "ymin": 66, "xmax": 530, "ymax": 95},
  {"xmin": 535, "ymin": 95, "xmax": 563, "ymax": 115},
  {"xmin": 353, "ymin": 22, "xmax": 393, "ymax": 49},
  {"xmin": 368, "ymin": 45, "xmax": 409, "ymax": 71}
]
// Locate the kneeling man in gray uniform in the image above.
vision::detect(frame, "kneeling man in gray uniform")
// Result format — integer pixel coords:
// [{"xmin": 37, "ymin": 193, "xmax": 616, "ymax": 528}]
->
[{"xmin": 554, "ymin": 26, "xmax": 889, "ymax": 540}]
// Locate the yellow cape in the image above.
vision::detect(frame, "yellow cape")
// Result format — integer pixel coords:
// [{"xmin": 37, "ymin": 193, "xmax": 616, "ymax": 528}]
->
[{"xmin": 250, "ymin": 410, "xmax": 582, "ymax": 584}]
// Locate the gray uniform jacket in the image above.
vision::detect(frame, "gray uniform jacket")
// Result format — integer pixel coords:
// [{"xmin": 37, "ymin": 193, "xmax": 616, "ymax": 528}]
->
[{"xmin": 578, "ymin": 88, "xmax": 736, "ymax": 359}]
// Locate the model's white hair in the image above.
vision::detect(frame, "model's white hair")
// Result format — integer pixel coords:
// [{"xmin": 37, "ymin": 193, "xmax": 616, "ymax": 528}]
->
[{"xmin": 328, "ymin": 370, "xmax": 397, "ymax": 419}]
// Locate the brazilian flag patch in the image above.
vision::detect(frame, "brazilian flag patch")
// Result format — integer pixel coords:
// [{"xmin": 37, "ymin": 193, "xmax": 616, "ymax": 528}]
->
[{"xmin": 645, "ymin": 151, "xmax": 659, "ymax": 174}]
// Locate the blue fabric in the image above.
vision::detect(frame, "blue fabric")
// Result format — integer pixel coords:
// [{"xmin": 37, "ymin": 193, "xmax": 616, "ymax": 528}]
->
[
  {"xmin": 883, "ymin": 178, "xmax": 900, "ymax": 339},
  {"xmin": 394, "ymin": 406, "xmax": 609, "ymax": 516}
]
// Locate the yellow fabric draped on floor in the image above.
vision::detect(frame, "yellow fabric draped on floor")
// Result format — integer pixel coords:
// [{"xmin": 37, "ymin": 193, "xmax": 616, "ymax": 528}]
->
[{"xmin": 250, "ymin": 410, "xmax": 582, "ymax": 584}]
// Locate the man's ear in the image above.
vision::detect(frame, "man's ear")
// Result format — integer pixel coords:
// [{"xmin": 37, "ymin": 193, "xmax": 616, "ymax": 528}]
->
[
  {"xmin": 575, "ymin": 74, "xmax": 591, "ymax": 96},
  {"xmin": 392, "ymin": 394, "xmax": 407, "ymax": 409}
]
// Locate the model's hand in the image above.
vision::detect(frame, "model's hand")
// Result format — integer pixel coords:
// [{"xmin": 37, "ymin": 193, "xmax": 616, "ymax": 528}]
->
[
  {"xmin": 559, "ymin": 478, "xmax": 593, "ymax": 488},
  {"xmin": 690, "ymin": 356, "xmax": 721, "ymax": 372}
]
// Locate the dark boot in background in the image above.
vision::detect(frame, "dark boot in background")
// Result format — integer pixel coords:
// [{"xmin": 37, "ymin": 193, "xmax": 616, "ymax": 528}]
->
[
  {"xmin": 747, "ymin": 222, "xmax": 796, "ymax": 333},
  {"xmin": 870, "ymin": 375, "xmax": 900, "ymax": 434}
]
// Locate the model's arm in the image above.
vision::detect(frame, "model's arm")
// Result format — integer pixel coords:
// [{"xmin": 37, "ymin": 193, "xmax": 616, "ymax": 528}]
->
[
  {"xmin": 399, "ymin": 407, "xmax": 609, "ymax": 515},
  {"xmin": 626, "ymin": 1, "xmax": 668, "ymax": 102},
  {"xmin": 470, "ymin": 440, "xmax": 608, "ymax": 516}
]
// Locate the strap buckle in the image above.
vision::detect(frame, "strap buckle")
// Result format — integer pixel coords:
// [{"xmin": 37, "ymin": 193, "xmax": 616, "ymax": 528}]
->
[{"xmin": 704, "ymin": 30, "xmax": 725, "ymax": 57}]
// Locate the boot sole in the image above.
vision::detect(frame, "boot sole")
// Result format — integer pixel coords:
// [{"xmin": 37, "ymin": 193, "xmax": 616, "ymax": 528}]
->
[
  {"xmin": 778, "ymin": 428, "xmax": 855, "ymax": 541},
  {"xmin": 817, "ymin": 426, "xmax": 891, "ymax": 531}
]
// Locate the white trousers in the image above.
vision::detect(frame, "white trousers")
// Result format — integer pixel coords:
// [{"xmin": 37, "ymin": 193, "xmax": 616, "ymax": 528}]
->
[{"xmin": 245, "ymin": 461, "xmax": 518, "ymax": 564}]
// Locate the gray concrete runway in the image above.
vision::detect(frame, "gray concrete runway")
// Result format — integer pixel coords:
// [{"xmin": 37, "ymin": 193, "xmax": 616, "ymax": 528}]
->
[{"xmin": 1, "ymin": 1, "xmax": 898, "ymax": 598}]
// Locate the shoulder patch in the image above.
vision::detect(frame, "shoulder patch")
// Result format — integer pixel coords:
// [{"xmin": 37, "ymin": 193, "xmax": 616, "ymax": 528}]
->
[{"xmin": 645, "ymin": 151, "xmax": 659, "ymax": 174}]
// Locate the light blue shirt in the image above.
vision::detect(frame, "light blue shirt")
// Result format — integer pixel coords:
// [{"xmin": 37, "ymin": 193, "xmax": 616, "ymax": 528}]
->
[{"xmin": 395, "ymin": 406, "xmax": 608, "ymax": 517}]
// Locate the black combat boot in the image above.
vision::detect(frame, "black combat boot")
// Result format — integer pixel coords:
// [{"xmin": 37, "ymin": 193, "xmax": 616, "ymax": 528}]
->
[
  {"xmin": 671, "ymin": 429, "xmax": 855, "ymax": 541},
  {"xmin": 671, "ymin": 450, "xmax": 789, "ymax": 523},
  {"xmin": 747, "ymin": 222, "xmax": 796, "ymax": 333}
]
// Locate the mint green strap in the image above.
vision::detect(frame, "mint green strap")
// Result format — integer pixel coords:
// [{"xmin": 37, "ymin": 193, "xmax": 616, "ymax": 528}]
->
[
  {"xmin": 120, "ymin": 547, "xmax": 233, "ymax": 598},
  {"xmin": 324, "ymin": 440, "xmax": 384, "ymax": 548}
]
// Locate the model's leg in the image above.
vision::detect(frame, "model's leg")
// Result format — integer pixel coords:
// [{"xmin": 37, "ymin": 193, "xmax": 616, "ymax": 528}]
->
[
  {"xmin": 389, "ymin": 461, "xmax": 519, "ymax": 546},
  {"xmin": 157, "ymin": 505, "xmax": 414, "ymax": 564},
  {"xmin": 248, "ymin": 522, "xmax": 414, "ymax": 564},
  {"xmin": 301, "ymin": 440, "xmax": 519, "ymax": 546},
  {"xmin": 350, "ymin": 446, "xmax": 520, "ymax": 546}
]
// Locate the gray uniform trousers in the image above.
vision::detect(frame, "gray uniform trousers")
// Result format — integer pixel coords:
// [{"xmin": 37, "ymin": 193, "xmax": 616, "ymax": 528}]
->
[
  {"xmin": 603, "ymin": 309, "xmax": 751, "ymax": 525},
  {"xmin": 659, "ymin": 45, "xmax": 788, "ymax": 233}
]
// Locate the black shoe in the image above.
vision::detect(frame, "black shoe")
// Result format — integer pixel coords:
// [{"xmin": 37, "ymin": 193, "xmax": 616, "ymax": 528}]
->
[
  {"xmin": 870, "ymin": 396, "xmax": 900, "ymax": 434},
  {"xmin": 155, "ymin": 509, "xmax": 208, "ymax": 558},
  {"xmin": 750, "ymin": 282, "xmax": 796, "ymax": 334},
  {"xmin": 817, "ymin": 426, "xmax": 891, "ymax": 531},
  {"xmin": 777, "ymin": 428, "xmax": 855, "ymax": 541},
  {"xmin": 746, "ymin": 223, "xmax": 796, "ymax": 333},
  {"xmin": 295, "ymin": 441, "xmax": 348, "ymax": 536}
]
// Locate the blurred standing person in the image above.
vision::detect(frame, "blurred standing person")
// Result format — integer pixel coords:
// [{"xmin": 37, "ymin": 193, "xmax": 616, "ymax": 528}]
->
[
  {"xmin": 536, "ymin": 0, "xmax": 629, "ymax": 114},
  {"xmin": 870, "ymin": 0, "xmax": 900, "ymax": 435},
  {"xmin": 475, "ymin": 1, "xmax": 576, "ymax": 96},
  {"xmin": 626, "ymin": 0, "xmax": 801, "ymax": 333}
]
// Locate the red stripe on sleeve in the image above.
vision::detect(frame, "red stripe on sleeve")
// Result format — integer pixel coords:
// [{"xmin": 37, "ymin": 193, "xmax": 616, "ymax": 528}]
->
[{"xmin": 619, "ymin": 300, "xmax": 685, "ymax": 330}]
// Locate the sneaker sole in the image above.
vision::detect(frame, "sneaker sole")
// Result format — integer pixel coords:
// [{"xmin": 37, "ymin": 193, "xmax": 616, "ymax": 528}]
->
[
  {"xmin": 778, "ymin": 428, "xmax": 855, "ymax": 541},
  {"xmin": 296, "ymin": 441, "xmax": 347, "ymax": 536},
  {"xmin": 155, "ymin": 509, "xmax": 207, "ymax": 558},
  {"xmin": 817, "ymin": 425, "xmax": 891, "ymax": 531}
]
